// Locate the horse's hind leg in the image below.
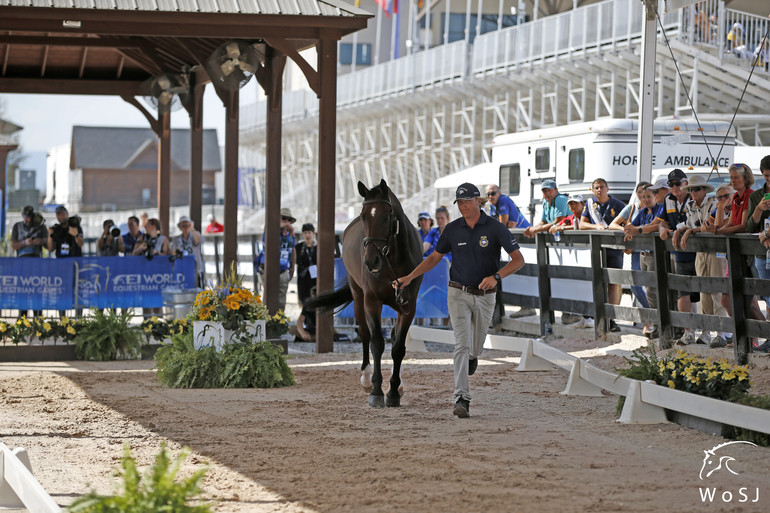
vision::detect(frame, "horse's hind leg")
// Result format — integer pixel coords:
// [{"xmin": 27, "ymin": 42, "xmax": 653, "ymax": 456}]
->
[{"xmin": 385, "ymin": 309, "xmax": 414, "ymax": 407}]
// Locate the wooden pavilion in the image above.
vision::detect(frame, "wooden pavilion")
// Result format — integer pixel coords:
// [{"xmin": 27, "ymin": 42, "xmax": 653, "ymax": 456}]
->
[{"xmin": 0, "ymin": 0, "xmax": 372, "ymax": 352}]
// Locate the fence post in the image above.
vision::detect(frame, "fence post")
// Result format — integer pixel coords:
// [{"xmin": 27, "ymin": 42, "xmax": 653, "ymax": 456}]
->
[
  {"xmin": 213, "ymin": 236, "xmax": 222, "ymax": 284},
  {"xmin": 251, "ymin": 234, "xmax": 258, "ymax": 291},
  {"xmin": 726, "ymin": 237, "xmax": 749, "ymax": 365},
  {"xmin": 589, "ymin": 233, "xmax": 607, "ymax": 337},
  {"xmin": 652, "ymin": 235, "xmax": 674, "ymax": 348},
  {"xmin": 535, "ymin": 232, "xmax": 553, "ymax": 335}
]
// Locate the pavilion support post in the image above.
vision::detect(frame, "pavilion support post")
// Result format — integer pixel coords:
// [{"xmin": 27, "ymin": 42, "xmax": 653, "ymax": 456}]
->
[
  {"xmin": 157, "ymin": 111, "xmax": 171, "ymax": 237},
  {"xmin": 0, "ymin": 144, "xmax": 18, "ymax": 239},
  {"xmin": 264, "ymin": 52, "xmax": 286, "ymax": 315},
  {"xmin": 223, "ymin": 90, "xmax": 239, "ymax": 274},
  {"xmin": 189, "ymin": 82, "xmax": 205, "ymax": 233},
  {"xmin": 316, "ymin": 36, "xmax": 338, "ymax": 353}
]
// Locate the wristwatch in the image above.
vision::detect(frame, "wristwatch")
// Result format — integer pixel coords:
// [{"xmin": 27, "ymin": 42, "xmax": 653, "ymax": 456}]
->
[{"xmin": 494, "ymin": 273, "xmax": 501, "ymax": 282}]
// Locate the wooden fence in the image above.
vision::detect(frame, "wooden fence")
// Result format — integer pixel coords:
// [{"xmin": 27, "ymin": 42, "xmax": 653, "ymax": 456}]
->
[{"xmin": 507, "ymin": 230, "xmax": 770, "ymax": 365}]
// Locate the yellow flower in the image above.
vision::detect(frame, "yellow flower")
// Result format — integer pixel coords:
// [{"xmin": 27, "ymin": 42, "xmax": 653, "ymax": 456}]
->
[
  {"xmin": 43, "ymin": 322, "xmax": 51, "ymax": 332},
  {"xmin": 224, "ymin": 300, "xmax": 240, "ymax": 311},
  {"xmin": 36, "ymin": 331, "xmax": 41, "ymax": 337},
  {"xmin": 0, "ymin": 322, "xmax": 6, "ymax": 333},
  {"xmin": 667, "ymin": 380, "xmax": 675, "ymax": 389},
  {"xmin": 177, "ymin": 325, "xmax": 184, "ymax": 334},
  {"xmin": 61, "ymin": 316, "xmax": 70, "ymax": 325},
  {"xmin": 144, "ymin": 326, "xmax": 152, "ymax": 333},
  {"xmin": 200, "ymin": 307, "xmax": 211, "ymax": 320},
  {"xmin": 22, "ymin": 318, "xmax": 31, "ymax": 328},
  {"xmin": 66, "ymin": 325, "xmax": 76, "ymax": 335},
  {"xmin": 151, "ymin": 316, "xmax": 159, "ymax": 323}
]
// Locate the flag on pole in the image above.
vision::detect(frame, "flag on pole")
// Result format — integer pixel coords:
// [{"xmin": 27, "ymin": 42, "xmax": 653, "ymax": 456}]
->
[
  {"xmin": 375, "ymin": 0, "xmax": 398, "ymax": 17},
  {"xmin": 354, "ymin": 0, "xmax": 361, "ymax": 6}
]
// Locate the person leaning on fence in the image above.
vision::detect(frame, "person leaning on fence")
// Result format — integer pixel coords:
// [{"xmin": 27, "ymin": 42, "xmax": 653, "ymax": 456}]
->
[
  {"xmin": 172, "ymin": 216, "xmax": 204, "ymax": 288},
  {"xmin": 675, "ymin": 175, "xmax": 729, "ymax": 347},
  {"xmin": 549, "ymin": 194, "xmax": 592, "ymax": 327},
  {"xmin": 295, "ymin": 223, "xmax": 318, "ymax": 307},
  {"xmin": 97, "ymin": 219, "xmax": 125, "ymax": 256},
  {"xmin": 712, "ymin": 163, "xmax": 768, "ymax": 352},
  {"xmin": 393, "ymin": 182, "xmax": 525, "ymax": 419},
  {"xmin": 748, "ymin": 156, "xmax": 770, "ymax": 320},
  {"xmin": 11, "ymin": 205, "xmax": 48, "ymax": 318},
  {"xmin": 580, "ymin": 178, "xmax": 626, "ymax": 333},
  {"xmin": 486, "ymin": 184, "xmax": 531, "ymax": 229},
  {"xmin": 523, "ymin": 180, "xmax": 569, "ymax": 238},
  {"xmin": 657, "ymin": 168, "xmax": 700, "ymax": 348},
  {"xmin": 256, "ymin": 208, "xmax": 297, "ymax": 312},
  {"xmin": 609, "ymin": 182, "xmax": 652, "ymax": 321},
  {"xmin": 205, "ymin": 213, "xmax": 224, "ymax": 234}
]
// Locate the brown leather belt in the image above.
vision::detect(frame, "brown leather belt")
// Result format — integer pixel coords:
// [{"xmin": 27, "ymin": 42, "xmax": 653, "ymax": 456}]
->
[{"xmin": 448, "ymin": 281, "xmax": 496, "ymax": 296}]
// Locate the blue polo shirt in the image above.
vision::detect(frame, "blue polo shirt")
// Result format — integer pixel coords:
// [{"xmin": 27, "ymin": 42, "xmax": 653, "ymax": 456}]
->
[
  {"xmin": 542, "ymin": 193, "xmax": 570, "ymax": 223},
  {"xmin": 582, "ymin": 196, "xmax": 626, "ymax": 226},
  {"xmin": 424, "ymin": 227, "xmax": 452, "ymax": 262},
  {"xmin": 434, "ymin": 211, "xmax": 519, "ymax": 287},
  {"xmin": 491, "ymin": 194, "xmax": 531, "ymax": 228}
]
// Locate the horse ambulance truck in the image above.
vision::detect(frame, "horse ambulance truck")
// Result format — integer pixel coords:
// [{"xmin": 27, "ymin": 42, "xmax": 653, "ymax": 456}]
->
[{"xmin": 493, "ymin": 118, "xmax": 735, "ymax": 223}]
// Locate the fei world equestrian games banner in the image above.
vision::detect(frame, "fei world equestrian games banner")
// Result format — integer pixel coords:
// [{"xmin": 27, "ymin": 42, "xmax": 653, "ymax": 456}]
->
[{"xmin": 0, "ymin": 255, "xmax": 195, "ymax": 310}]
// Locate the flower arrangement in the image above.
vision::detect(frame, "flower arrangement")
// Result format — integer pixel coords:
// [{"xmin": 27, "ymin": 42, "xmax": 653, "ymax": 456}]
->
[
  {"xmin": 266, "ymin": 310, "xmax": 290, "ymax": 339},
  {"xmin": 0, "ymin": 316, "xmax": 79, "ymax": 345},
  {"xmin": 656, "ymin": 350, "xmax": 751, "ymax": 399},
  {"xmin": 188, "ymin": 285, "xmax": 268, "ymax": 331},
  {"xmin": 140, "ymin": 317, "xmax": 189, "ymax": 343}
]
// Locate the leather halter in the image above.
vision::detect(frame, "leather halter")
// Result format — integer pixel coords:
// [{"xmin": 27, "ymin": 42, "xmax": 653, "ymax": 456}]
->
[{"xmin": 361, "ymin": 197, "xmax": 406, "ymax": 305}]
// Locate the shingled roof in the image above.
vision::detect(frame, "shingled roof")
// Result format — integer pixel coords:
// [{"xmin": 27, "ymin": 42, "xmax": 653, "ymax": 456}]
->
[{"xmin": 71, "ymin": 125, "xmax": 221, "ymax": 171}]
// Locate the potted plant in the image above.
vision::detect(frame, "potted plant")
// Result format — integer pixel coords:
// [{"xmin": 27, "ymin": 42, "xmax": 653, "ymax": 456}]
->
[
  {"xmin": 266, "ymin": 309, "xmax": 290, "ymax": 354},
  {"xmin": 188, "ymin": 284, "xmax": 269, "ymax": 351}
]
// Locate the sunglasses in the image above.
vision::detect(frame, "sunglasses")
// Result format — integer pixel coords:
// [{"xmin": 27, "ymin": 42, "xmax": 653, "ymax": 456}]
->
[
  {"xmin": 717, "ymin": 194, "xmax": 731, "ymax": 200},
  {"xmin": 668, "ymin": 180, "xmax": 682, "ymax": 187},
  {"xmin": 689, "ymin": 187, "xmax": 704, "ymax": 192},
  {"xmin": 487, "ymin": 191, "xmax": 499, "ymax": 196},
  {"xmin": 733, "ymin": 163, "xmax": 746, "ymax": 169}
]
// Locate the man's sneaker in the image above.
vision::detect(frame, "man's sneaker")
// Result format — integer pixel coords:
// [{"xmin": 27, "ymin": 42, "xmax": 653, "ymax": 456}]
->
[
  {"xmin": 509, "ymin": 308, "xmax": 537, "ymax": 318},
  {"xmin": 709, "ymin": 335, "xmax": 728, "ymax": 348},
  {"xmin": 675, "ymin": 331, "xmax": 696, "ymax": 346},
  {"xmin": 752, "ymin": 340, "xmax": 770, "ymax": 353},
  {"xmin": 574, "ymin": 317, "xmax": 594, "ymax": 329},
  {"xmin": 696, "ymin": 331, "xmax": 712, "ymax": 345},
  {"xmin": 647, "ymin": 327, "xmax": 659, "ymax": 339},
  {"xmin": 609, "ymin": 320, "xmax": 621, "ymax": 333},
  {"xmin": 468, "ymin": 358, "xmax": 478, "ymax": 376},
  {"xmin": 453, "ymin": 399, "xmax": 470, "ymax": 418},
  {"xmin": 561, "ymin": 313, "xmax": 581, "ymax": 325}
]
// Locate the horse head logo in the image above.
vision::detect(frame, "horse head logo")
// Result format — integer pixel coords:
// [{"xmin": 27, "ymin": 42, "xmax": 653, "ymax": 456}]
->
[{"xmin": 699, "ymin": 441, "xmax": 757, "ymax": 480}]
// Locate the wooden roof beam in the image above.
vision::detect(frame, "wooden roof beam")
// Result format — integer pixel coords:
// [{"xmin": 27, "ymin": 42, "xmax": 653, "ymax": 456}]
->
[
  {"xmin": 0, "ymin": 77, "xmax": 142, "ymax": 95},
  {"xmin": 0, "ymin": 35, "xmax": 145, "ymax": 48}
]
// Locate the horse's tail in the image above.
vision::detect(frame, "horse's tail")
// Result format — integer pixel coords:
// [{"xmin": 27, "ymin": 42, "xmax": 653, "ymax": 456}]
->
[{"xmin": 304, "ymin": 282, "xmax": 353, "ymax": 314}]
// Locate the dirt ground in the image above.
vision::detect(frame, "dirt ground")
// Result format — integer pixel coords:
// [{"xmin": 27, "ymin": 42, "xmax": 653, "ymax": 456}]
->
[{"xmin": 1, "ymin": 340, "xmax": 770, "ymax": 513}]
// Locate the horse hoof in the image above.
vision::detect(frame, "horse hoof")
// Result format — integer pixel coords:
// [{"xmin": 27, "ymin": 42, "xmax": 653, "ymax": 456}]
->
[
  {"xmin": 369, "ymin": 395, "xmax": 385, "ymax": 408},
  {"xmin": 362, "ymin": 384, "xmax": 373, "ymax": 393},
  {"xmin": 385, "ymin": 394, "xmax": 401, "ymax": 407}
]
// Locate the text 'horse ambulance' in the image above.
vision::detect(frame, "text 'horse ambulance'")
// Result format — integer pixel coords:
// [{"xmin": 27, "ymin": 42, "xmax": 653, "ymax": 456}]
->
[{"xmin": 493, "ymin": 118, "xmax": 734, "ymax": 223}]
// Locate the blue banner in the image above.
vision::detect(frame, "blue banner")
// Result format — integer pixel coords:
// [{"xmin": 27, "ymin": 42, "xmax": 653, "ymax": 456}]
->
[
  {"xmin": 334, "ymin": 257, "xmax": 449, "ymax": 319},
  {"xmin": 0, "ymin": 255, "xmax": 195, "ymax": 310}
]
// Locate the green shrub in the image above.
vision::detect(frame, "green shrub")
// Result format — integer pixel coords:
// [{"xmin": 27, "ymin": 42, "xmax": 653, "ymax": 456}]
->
[
  {"xmin": 155, "ymin": 330, "xmax": 294, "ymax": 389},
  {"xmin": 722, "ymin": 393, "xmax": 770, "ymax": 446},
  {"xmin": 68, "ymin": 444, "xmax": 210, "ymax": 513},
  {"xmin": 615, "ymin": 346, "xmax": 662, "ymax": 413},
  {"xmin": 74, "ymin": 309, "xmax": 142, "ymax": 361}
]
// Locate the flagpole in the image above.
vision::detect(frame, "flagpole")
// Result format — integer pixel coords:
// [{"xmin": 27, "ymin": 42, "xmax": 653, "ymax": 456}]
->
[{"xmin": 375, "ymin": 1, "xmax": 383, "ymax": 65}]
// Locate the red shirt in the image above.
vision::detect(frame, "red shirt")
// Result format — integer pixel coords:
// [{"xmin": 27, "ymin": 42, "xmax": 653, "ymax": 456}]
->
[
  {"xmin": 730, "ymin": 188, "xmax": 752, "ymax": 226},
  {"xmin": 205, "ymin": 222, "xmax": 224, "ymax": 233},
  {"xmin": 556, "ymin": 214, "xmax": 579, "ymax": 228}
]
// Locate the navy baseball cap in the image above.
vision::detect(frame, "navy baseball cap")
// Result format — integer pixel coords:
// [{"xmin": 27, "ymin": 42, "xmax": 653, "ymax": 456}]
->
[
  {"xmin": 453, "ymin": 182, "xmax": 480, "ymax": 203},
  {"xmin": 668, "ymin": 168, "xmax": 687, "ymax": 182},
  {"xmin": 417, "ymin": 211, "xmax": 432, "ymax": 220}
]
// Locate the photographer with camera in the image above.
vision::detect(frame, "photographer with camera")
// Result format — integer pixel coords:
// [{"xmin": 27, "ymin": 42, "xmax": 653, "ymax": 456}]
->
[
  {"xmin": 98, "ymin": 219, "xmax": 126, "ymax": 256},
  {"xmin": 47, "ymin": 206, "xmax": 84, "ymax": 258},
  {"xmin": 132, "ymin": 218, "xmax": 169, "ymax": 259},
  {"xmin": 171, "ymin": 215, "xmax": 204, "ymax": 287},
  {"xmin": 11, "ymin": 206, "xmax": 48, "ymax": 318}
]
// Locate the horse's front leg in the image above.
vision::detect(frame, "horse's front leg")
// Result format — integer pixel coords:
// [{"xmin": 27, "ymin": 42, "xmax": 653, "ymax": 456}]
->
[
  {"xmin": 364, "ymin": 305, "xmax": 386, "ymax": 408},
  {"xmin": 386, "ymin": 307, "xmax": 415, "ymax": 407},
  {"xmin": 353, "ymin": 298, "xmax": 372, "ymax": 392}
]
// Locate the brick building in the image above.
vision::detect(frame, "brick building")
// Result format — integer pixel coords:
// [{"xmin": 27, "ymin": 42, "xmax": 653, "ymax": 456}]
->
[{"xmin": 61, "ymin": 126, "xmax": 220, "ymax": 212}]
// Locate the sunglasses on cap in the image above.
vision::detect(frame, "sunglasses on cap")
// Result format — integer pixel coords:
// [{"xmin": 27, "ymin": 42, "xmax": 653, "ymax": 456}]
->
[
  {"xmin": 733, "ymin": 163, "xmax": 746, "ymax": 169},
  {"xmin": 668, "ymin": 180, "xmax": 682, "ymax": 187}
]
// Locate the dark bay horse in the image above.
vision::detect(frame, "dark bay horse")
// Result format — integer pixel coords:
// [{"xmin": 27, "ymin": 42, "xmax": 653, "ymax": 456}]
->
[{"xmin": 307, "ymin": 179, "xmax": 423, "ymax": 407}]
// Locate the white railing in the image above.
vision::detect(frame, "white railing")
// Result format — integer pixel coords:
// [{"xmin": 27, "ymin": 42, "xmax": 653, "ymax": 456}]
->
[
  {"xmin": 239, "ymin": 0, "xmax": 765, "ymax": 133},
  {"xmin": 405, "ymin": 326, "xmax": 770, "ymax": 432},
  {"xmin": 0, "ymin": 442, "xmax": 61, "ymax": 512}
]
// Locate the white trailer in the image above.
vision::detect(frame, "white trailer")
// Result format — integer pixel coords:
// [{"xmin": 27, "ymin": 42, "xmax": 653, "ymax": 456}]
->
[{"xmin": 493, "ymin": 118, "xmax": 735, "ymax": 223}]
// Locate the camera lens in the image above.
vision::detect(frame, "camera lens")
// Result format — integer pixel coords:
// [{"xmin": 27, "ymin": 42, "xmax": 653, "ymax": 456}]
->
[{"xmin": 111, "ymin": 227, "xmax": 121, "ymax": 237}]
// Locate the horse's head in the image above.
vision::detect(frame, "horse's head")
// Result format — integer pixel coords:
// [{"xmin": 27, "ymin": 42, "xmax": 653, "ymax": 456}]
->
[{"xmin": 358, "ymin": 179, "xmax": 399, "ymax": 276}]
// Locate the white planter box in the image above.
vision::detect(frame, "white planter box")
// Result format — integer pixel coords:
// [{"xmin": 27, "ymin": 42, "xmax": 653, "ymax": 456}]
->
[{"xmin": 193, "ymin": 320, "xmax": 266, "ymax": 352}]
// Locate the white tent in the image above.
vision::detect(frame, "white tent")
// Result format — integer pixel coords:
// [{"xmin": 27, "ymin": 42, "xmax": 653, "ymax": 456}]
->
[{"xmin": 433, "ymin": 162, "xmax": 500, "ymax": 189}]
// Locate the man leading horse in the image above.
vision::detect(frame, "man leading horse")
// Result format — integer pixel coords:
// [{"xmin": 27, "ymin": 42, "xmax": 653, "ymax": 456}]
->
[{"xmin": 394, "ymin": 182, "xmax": 525, "ymax": 418}]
